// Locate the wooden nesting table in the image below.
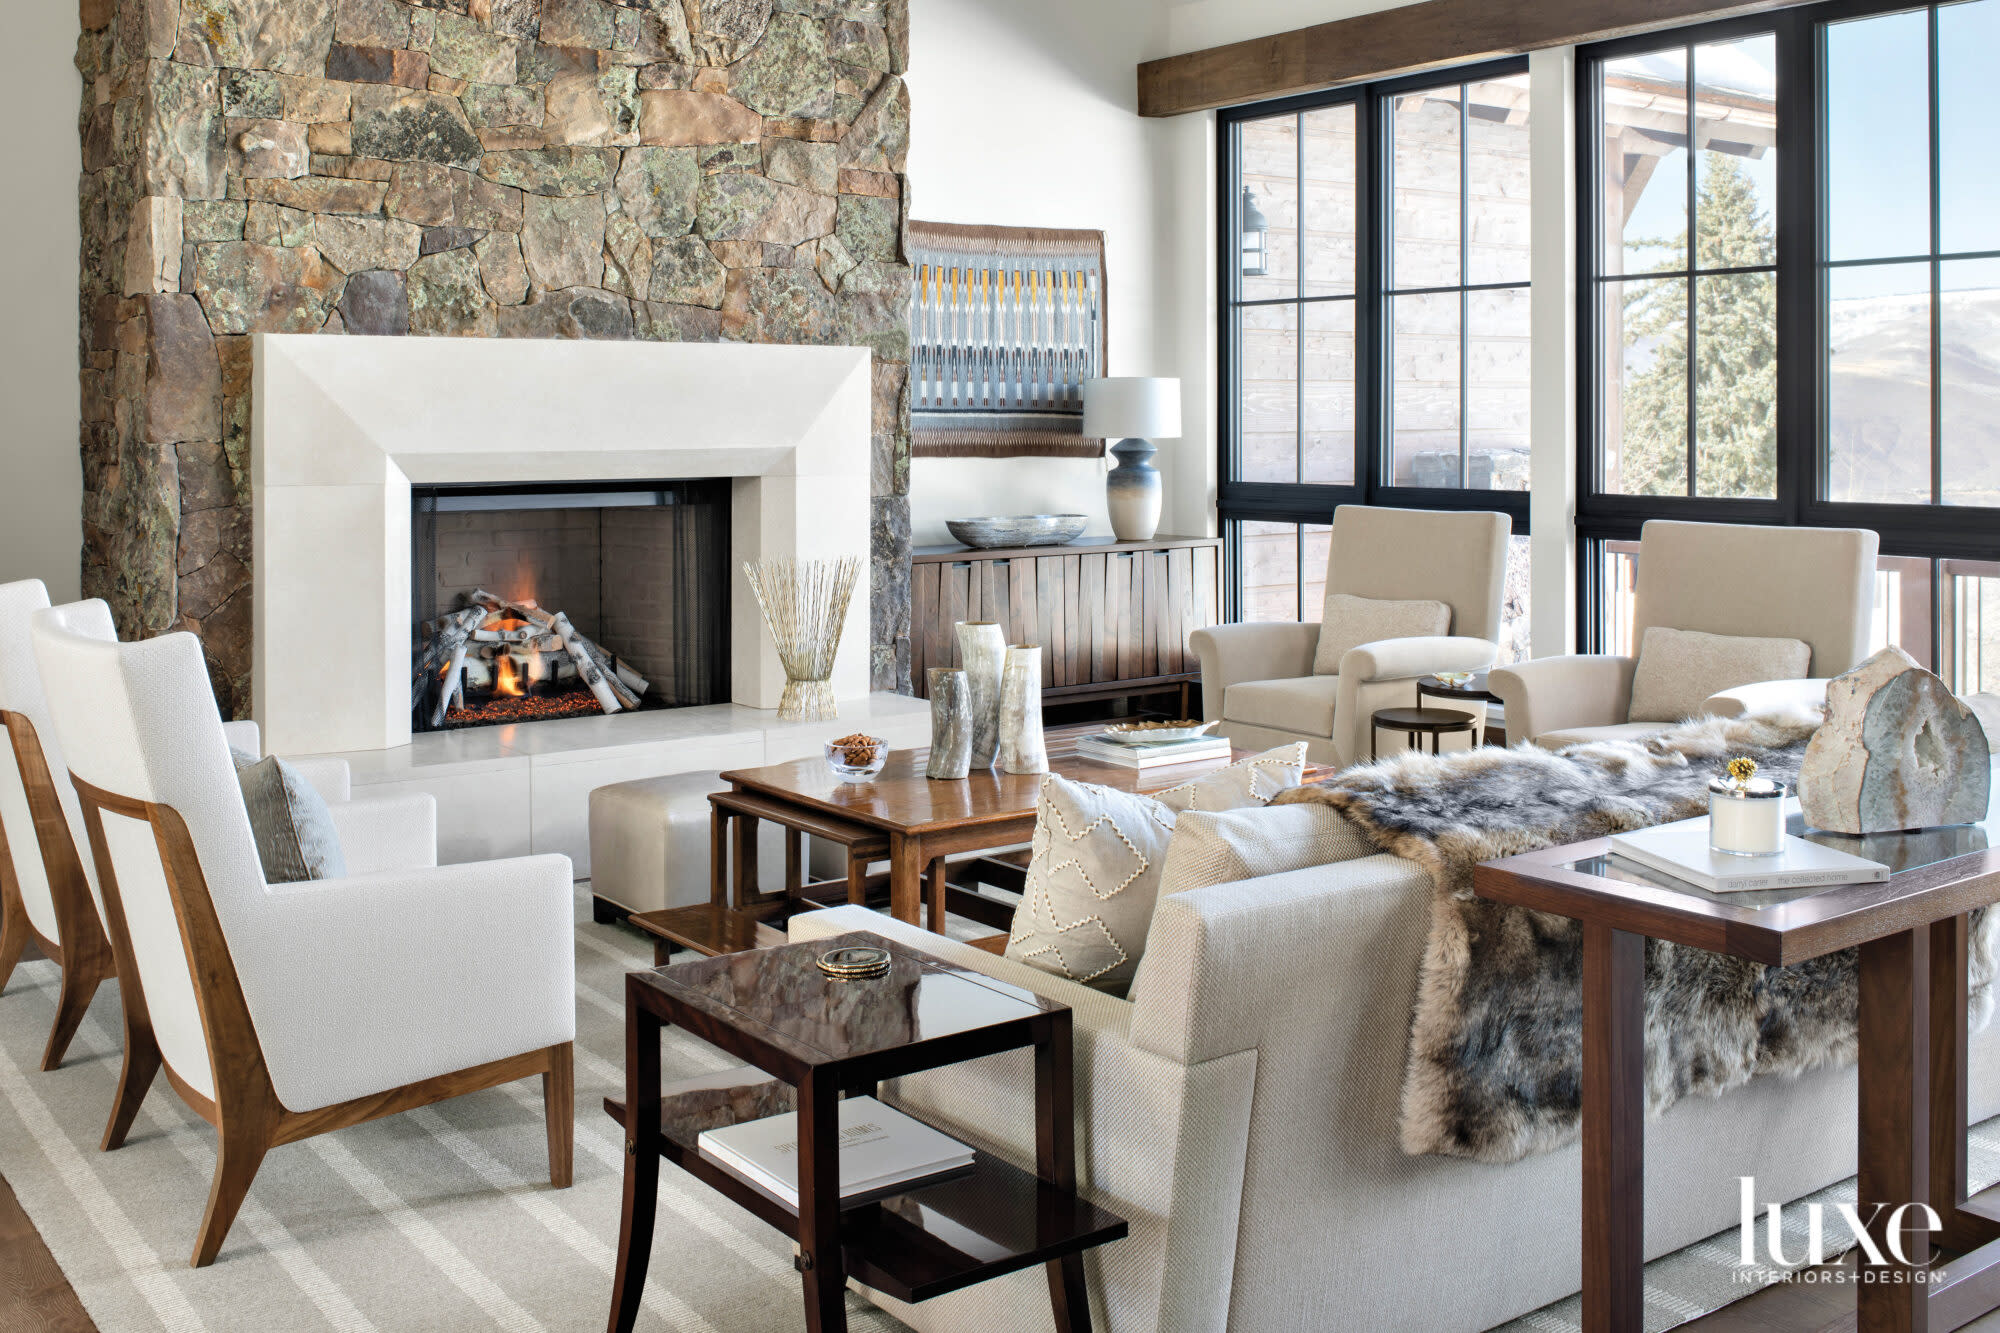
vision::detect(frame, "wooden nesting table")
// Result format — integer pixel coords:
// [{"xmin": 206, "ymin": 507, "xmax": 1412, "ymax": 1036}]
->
[
  {"xmin": 631, "ymin": 728, "xmax": 1333, "ymax": 958},
  {"xmin": 1476, "ymin": 812, "xmax": 2000, "ymax": 1333}
]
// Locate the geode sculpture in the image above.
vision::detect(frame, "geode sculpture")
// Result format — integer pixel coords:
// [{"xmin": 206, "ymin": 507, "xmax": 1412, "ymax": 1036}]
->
[{"xmin": 1799, "ymin": 646, "xmax": 1991, "ymax": 834}]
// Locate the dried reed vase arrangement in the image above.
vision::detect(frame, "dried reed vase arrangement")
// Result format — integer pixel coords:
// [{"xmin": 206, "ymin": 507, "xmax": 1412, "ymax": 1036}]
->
[{"xmin": 742, "ymin": 555, "xmax": 862, "ymax": 722}]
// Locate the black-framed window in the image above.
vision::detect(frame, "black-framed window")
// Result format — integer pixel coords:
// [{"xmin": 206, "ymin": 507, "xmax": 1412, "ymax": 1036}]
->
[
  {"xmin": 1578, "ymin": 2, "xmax": 2000, "ymax": 670},
  {"xmin": 1219, "ymin": 60, "xmax": 1532, "ymax": 645}
]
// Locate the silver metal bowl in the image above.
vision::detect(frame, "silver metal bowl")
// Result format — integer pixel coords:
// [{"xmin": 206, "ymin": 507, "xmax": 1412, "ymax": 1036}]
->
[{"xmin": 945, "ymin": 514, "xmax": 1089, "ymax": 550}]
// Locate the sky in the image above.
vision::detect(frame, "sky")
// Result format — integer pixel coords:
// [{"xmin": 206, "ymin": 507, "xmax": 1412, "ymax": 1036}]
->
[{"xmin": 1616, "ymin": 0, "xmax": 2000, "ymax": 298}]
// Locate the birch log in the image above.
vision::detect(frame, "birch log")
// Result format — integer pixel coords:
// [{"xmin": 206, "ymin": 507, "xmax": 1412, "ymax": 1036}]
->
[
  {"xmin": 415, "ymin": 606, "xmax": 486, "ymax": 717},
  {"xmin": 552, "ymin": 612, "xmax": 623, "ymax": 714}
]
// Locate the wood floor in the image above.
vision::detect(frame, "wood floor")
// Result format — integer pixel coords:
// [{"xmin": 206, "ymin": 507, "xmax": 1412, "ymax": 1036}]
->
[{"xmin": 0, "ymin": 1171, "xmax": 94, "ymax": 1333}]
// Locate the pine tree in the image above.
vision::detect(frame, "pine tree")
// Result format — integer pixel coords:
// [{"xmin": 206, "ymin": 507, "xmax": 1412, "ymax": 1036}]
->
[{"xmin": 1616, "ymin": 154, "xmax": 1778, "ymax": 498}]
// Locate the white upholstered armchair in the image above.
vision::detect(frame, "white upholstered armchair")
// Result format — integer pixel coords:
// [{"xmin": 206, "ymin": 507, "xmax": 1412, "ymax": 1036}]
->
[
  {"xmin": 1489, "ymin": 520, "xmax": 1878, "ymax": 749},
  {"xmin": 30, "ymin": 606, "xmax": 577, "ymax": 1267},
  {"xmin": 0, "ymin": 585, "xmax": 441, "ymax": 1076},
  {"xmin": 1190, "ymin": 505, "xmax": 1511, "ymax": 767}
]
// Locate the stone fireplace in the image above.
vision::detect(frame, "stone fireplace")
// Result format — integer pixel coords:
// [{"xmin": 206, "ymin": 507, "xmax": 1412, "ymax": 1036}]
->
[{"xmin": 75, "ymin": 0, "xmax": 914, "ymax": 726}]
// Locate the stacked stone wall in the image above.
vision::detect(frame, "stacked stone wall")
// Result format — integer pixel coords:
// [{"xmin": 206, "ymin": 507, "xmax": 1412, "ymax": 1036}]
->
[{"xmin": 76, "ymin": 0, "xmax": 912, "ymax": 715}]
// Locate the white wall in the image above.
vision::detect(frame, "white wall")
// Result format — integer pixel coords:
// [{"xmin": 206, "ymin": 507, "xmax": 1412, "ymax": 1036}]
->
[
  {"xmin": 905, "ymin": 0, "xmax": 1211, "ymax": 547},
  {"xmin": 0, "ymin": 6, "xmax": 82, "ymax": 599}
]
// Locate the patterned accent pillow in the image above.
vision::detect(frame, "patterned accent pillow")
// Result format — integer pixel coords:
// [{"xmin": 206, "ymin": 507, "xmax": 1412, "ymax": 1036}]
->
[
  {"xmin": 1155, "ymin": 743, "xmax": 1308, "ymax": 812},
  {"xmin": 1004, "ymin": 744, "xmax": 1309, "ymax": 992}
]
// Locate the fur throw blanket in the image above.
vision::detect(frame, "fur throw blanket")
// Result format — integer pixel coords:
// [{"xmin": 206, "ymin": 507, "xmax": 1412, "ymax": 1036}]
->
[{"xmin": 1272, "ymin": 712, "xmax": 1999, "ymax": 1163}]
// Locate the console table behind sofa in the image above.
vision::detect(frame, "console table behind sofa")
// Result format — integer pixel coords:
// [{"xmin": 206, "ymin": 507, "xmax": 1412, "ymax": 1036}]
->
[{"xmin": 910, "ymin": 535, "xmax": 1222, "ymax": 715}]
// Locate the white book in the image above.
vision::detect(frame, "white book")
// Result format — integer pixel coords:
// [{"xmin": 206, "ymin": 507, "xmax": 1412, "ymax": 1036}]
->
[
  {"xmin": 696, "ymin": 1096, "xmax": 974, "ymax": 1207},
  {"xmin": 1076, "ymin": 736, "xmax": 1231, "ymax": 769},
  {"xmin": 1608, "ymin": 817, "xmax": 1890, "ymax": 894}
]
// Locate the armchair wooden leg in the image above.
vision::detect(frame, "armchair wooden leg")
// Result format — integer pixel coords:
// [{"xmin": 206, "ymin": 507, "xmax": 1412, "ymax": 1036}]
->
[
  {"xmin": 0, "ymin": 887, "xmax": 28, "ymax": 995},
  {"xmin": 40, "ymin": 958, "xmax": 105, "ymax": 1072},
  {"xmin": 101, "ymin": 1024, "xmax": 162, "ymax": 1152},
  {"xmin": 544, "ymin": 1042, "xmax": 574, "ymax": 1189},
  {"xmin": 191, "ymin": 1120, "xmax": 271, "ymax": 1268}
]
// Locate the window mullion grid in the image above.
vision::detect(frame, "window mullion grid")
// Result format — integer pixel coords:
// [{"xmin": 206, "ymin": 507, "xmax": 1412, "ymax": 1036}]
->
[
  {"xmin": 1375, "ymin": 89, "xmax": 1392, "ymax": 499},
  {"xmin": 1927, "ymin": 2, "xmax": 1943, "ymax": 506},
  {"xmin": 1296, "ymin": 109, "xmax": 1307, "ymax": 490},
  {"xmin": 1459, "ymin": 82, "xmax": 1472, "ymax": 488},
  {"xmin": 1684, "ymin": 41, "xmax": 1699, "ymax": 499}
]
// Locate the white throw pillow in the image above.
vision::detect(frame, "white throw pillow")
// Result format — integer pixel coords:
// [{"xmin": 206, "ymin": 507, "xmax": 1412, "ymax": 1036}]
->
[
  {"xmin": 1005, "ymin": 744, "xmax": 1308, "ymax": 991},
  {"xmin": 1627, "ymin": 626, "xmax": 1812, "ymax": 724},
  {"xmin": 1156, "ymin": 801, "xmax": 1373, "ymax": 898},
  {"xmin": 1126, "ymin": 801, "xmax": 1375, "ymax": 999},
  {"xmin": 1313, "ymin": 593, "xmax": 1451, "ymax": 675}
]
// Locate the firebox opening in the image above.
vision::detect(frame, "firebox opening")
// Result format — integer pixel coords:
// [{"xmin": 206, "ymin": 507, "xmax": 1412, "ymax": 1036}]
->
[{"xmin": 411, "ymin": 480, "xmax": 730, "ymax": 733}]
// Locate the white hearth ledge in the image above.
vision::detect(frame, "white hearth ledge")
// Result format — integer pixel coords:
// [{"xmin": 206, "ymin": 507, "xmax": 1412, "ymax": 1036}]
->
[
  {"xmin": 297, "ymin": 694, "xmax": 932, "ymax": 872},
  {"xmin": 252, "ymin": 333, "xmax": 873, "ymax": 756}
]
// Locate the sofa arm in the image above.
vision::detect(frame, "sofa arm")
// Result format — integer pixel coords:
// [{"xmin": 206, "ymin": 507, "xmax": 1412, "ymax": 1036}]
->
[
  {"xmin": 1188, "ymin": 622, "xmax": 1322, "ymax": 722},
  {"xmin": 1701, "ymin": 677, "xmax": 1829, "ymax": 720},
  {"xmin": 1129, "ymin": 853, "xmax": 1433, "ymax": 1067},
  {"xmin": 327, "ymin": 792, "xmax": 438, "ymax": 875},
  {"xmin": 220, "ymin": 719, "xmax": 261, "ymax": 755},
  {"xmin": 1339, "ymin": 635, "xmax": 1496, "ymax": 684},
  {"xmin": 1488, "ymin": 654, "xmax": 1637, "ymax": 746}
]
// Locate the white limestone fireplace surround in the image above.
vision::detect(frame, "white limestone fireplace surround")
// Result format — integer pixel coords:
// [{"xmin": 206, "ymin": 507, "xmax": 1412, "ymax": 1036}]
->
[{"xmin": 250, "ymin": 334, "xmax": 924, "ymax": 871}]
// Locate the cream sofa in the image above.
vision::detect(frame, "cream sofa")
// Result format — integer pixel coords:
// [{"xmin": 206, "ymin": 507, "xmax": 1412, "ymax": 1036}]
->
[
  {"xmin": 791, "ymin": 842, "xmax": 2000, "ymax": 1332},
  {"xmin": 1491, "ymin": 520, "xmax": 1879, "ymax": 749},
  {"xmin": 1191, "ymin": 505, "xmax": 1512, "ymax": 768}
]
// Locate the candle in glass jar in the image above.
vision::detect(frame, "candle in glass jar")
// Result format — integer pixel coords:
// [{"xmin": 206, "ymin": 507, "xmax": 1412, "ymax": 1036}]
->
[{"xmin": 1708, "ymin": 778, "xmax": 1786, "ymax": 857}]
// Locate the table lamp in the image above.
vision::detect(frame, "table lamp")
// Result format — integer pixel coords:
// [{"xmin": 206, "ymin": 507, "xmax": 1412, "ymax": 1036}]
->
[{"xmin": 1083, "ymin": 377, "xmax": 1182, "ymax": 542}]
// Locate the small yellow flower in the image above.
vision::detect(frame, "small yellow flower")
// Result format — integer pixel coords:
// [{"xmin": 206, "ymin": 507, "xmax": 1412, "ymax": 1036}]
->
[{"xmin": 1726, "ymin": 757, "xmax": 1757, "ymax": 785}]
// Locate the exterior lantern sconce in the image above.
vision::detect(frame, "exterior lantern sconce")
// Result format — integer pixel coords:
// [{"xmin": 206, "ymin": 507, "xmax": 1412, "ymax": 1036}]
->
[{"xmin": 1240, "ymin": 186, "xmax": 1270, "ymax": 278}]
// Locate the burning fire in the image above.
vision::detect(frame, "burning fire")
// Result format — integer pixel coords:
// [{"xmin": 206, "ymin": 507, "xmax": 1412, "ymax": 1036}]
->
[{"xmin": 494, "ymin": 653, "xmax": 526, "ymax": 697}]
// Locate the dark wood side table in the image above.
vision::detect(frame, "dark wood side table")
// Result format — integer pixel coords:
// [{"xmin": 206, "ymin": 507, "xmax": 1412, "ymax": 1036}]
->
[
  {"xmin": 1369, "ymin": 705, "xmax": 1477, "ymax": 758},
  {"xmin": 606, "ymin": 931, "xmax": 1127, "ymax": 1333},
  {"xmin": 1476, "ymin": 814, "xmax": 2000, "ymax": 1332},
  {"xmin": 1415, "ymin": 672, "xmax": 1504, "ymax": 746}
]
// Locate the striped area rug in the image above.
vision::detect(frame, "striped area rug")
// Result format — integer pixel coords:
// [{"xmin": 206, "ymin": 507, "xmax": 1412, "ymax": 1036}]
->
[
  {"xmin": 6, "ymin": 886, "xmax": 1995, "ymax": 1333},
  {"xmin": 0, "ymin": 886, "xmax": 906, "ymax": 1333}
]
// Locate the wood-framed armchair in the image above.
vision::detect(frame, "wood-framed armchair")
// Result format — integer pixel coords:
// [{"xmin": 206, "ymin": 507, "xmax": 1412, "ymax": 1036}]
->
[
  {"xmin": 31, "ymin": 607, "xmax": 578, "ymax": 1267},
  {"xmin": 1190, "ymin": 505, "xmax": 1511, "ymax": 767},
  {"xmin": 0, "ymin": 579, "xmax": 113, "ymax": 1070}
]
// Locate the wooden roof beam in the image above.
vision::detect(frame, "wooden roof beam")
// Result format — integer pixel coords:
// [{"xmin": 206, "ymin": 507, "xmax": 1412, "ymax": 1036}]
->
[{"xmin": 1138, "ymin": 0, "xmax": 1795, "ymax": 118}]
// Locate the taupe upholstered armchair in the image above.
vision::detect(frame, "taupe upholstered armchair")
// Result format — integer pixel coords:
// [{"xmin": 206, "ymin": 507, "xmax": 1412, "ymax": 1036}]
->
[
  {"xmin": 1490, "ymin": 519, "xmax": 1879, "ymax": 749},
  {"xmin": 1190, "ymin": 505, "xmax": 1511, "ymax": 767}
]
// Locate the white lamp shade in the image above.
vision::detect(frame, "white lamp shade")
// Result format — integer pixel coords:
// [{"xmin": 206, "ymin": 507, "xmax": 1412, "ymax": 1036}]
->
[{"xmin": 1083, "ymin": 377, "xmax": 1181, "ymax": 440}]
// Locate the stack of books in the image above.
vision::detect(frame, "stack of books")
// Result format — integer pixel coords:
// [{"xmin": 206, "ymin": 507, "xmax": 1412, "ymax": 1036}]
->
[
  {"xmin": 1607, "ymin": 816, "xmax": 1889, "ymax": 893},
  {"xmin": 696, "ymin": 1096, "xmax": 974, "ymax": 1208},
  {"xmin": 1075, "ymin": 732, "xmax": 1232, "ymax": 770}
]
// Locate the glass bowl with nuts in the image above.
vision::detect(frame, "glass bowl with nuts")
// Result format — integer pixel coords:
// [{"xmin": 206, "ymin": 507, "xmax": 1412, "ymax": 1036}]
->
[{"xmin": 824, "ymin": 733, "xmax": 889, "ymax": 782}]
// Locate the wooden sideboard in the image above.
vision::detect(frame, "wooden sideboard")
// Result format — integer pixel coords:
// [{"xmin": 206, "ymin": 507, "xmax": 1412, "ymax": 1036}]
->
[{"xmin": 910, "ymin": 535, "xmax": 1222, "ymax": 712}]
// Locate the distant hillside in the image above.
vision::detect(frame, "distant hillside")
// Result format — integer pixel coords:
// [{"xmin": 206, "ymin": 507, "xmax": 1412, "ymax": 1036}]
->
[{"xmin": 1826, "ymin": 285, "xmax": 2000, "ymax": 507}]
